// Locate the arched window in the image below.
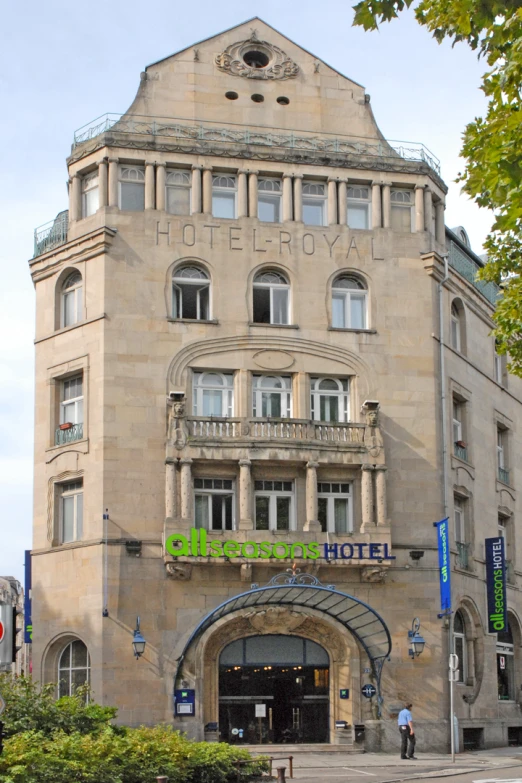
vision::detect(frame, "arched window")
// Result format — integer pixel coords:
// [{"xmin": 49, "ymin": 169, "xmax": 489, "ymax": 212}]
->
[
  {"xmin": 453, "ymin": 610, "xmax": 468, "ymax": 683},
  {"xmin": 118, "ymin": 166, "xmax": 145, "ymax": 211},
  {"xmin": 310, "ymin": 377, "xmax": 350, "ymax": 422},
  {"xmin": 58, "ymin": 640, "xmax": 90, "ymax": 698},
  {"xmin": 451, "ymin": 302, "xmax": 461, "ymax": 351},
  {"xmin": 253, "ymin": 271, "xmax": 290, "ymax": 325},
  {"xmin": 166, "ymin": 170, "xmax": 191, "ymax": 215},
  {"xmin": 258, "ymin": 178, "xmax": 282, "ymax": 223},
  {"xmin": 81, "ymin": 172, "xmax": 99, "ymax": 218},
  {"xmin": 302, "ymin": 181, "xmax": 326, "ymax": 226},
  {"xmin": 497, "ymin": 622, "xmax": 515, "ymax": 701},
  {"xmin": 61, "ymin": 272, "xmax": 83, "ymax": 328},
  {"xmin": 332, "ymin": 275, "xmax": 367, "ymax": 329},
  {"xmin": 253, "ymin": 375, "xmax": 292, "ymax": 417},
  {"xmin": 193, "ymin": 372, "xmax": 234, "ymax": 417},
  {"xmin": 172, "ymin": 266, "xmax": 210, "ymax": 320}
]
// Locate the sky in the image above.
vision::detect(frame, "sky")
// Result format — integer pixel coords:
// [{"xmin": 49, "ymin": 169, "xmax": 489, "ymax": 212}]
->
[{"xmin": 0, "ymin": 0, "xmax": 493, "ymax": 584}]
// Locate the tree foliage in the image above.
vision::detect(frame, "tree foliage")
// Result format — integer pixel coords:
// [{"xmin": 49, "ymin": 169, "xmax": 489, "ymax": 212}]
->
[{"xmin": 352, "ymin": 0, "xmax": 522, "ymax": 374}]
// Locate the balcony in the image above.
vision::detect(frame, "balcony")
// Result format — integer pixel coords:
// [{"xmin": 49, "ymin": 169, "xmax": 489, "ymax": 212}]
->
[
  {"xmin": 186, "ymin": 417, "xmax": 366, "ymax": 446},
  {"xmin": 456, "ymin": 542, "xmax": 470, "ymax": 570},
  {"xmin": 454, "ymin": 442, "xmax": 468, "ymax": 462},
  {"xmin": 33, "ymin": 211, "xmax": 69, "ymax": 258},
  {"xmin": 55, "ymin": 423, "xmax": 83, "ymax": 446},
  {"xmin": 498, "ymin": 467, "xmax": 510, "ymax": 485}
]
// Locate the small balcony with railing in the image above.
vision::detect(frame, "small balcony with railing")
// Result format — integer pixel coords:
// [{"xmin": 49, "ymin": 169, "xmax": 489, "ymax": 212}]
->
[
  {"xmin": 186, "ymin": 417, "xmax": 366, "ymax": 448},
  {"xmin": 456, "ymin": 541, "xmax": 470, "ymax": 570},
  {"xmin": 454, "ymin": 441, "xmax": 468, "ymax": 462},
  {"xmin": 498, "ymin": 466, "xmax": 510, "ymax": 485},
  {"xmin": 34, "ymin": 211, "xmax": 69, "ymax": 258},
  {"xmin": 55, "ymin": 422, "xmax": 83, "ymax": 446}
]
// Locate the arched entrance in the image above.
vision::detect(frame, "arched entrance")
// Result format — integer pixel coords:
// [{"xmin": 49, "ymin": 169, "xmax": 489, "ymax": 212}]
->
[{"xmin": 219, "ymin": 634, "xmax": 329, "ymax": 744}]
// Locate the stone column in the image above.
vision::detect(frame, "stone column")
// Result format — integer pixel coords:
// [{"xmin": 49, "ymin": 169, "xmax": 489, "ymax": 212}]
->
[
  {"xmin": 338, "ymin": 180, "xmax": 347, "ymax": 226},
  {"xmin": 239, "ymin": 459, "xmax": 253, "ymax": 530},
  {"xmin": 305, "ymin": 461, "xmax": 321, "ymax": 532},
  {"xmin": 165, "ymin": 461, "xmax": 176, "ymax": 519},
  {"xmin": 293, "ymin": 174, "xmax": 303, "ymax": 223},
  {"xmin": 70, "ymin": 174, "xmax": 81, "ymax": 221},
  {"xmin": 156, "ymin": 163, "xmax": 166, "ymax": 211},
  {"xmin": 382, "ymin": 184, "xmax": 391, "ymax": 229},
  {"xmin": 436, "ymin": 201, "xmax": 446, "ymax": 245},
  {"xmin": 328, "ymin": 178, "xmax": 338, "ymax": 225},
  {"xmin": 202, "ymin": 167, "xmax": 213, "ymax": 215},
  {"xmin": 424, "ymin": 187, "xmax": 433, "ymax": 234},
  {"xmin": 248, "ymin": 171, "xmax": 259, "ymax": 218},
  {"xmin": 191, "ymin": 166, "xmax": 202, "ymax": 214},
  {"xmin": 371, "ymin": 182, "xmax": 381, "ymax": 228},
  {"xmin": 237, "ymin": 170, "xmax": 248, "ymax": 218},
  {"xmin": 360, "ymin": 464, "xmax": 374, "ymax": 532},
  {"xmin": 98, "ymin": 161, "xmax": 108, "ymax": 208},
  {"xmin": 414, "ymin": 185, "xmax": 424, "ymax": 233},
  {"xmin": 374, "ymin": 466, "xmax": 387, "ymax": 526},
  {"xmin": 108, "ymin": 158, "xmax": 119, "ymax": 207},
  {"xmin": 145, "ymin": 162, "xmax": 155, "ymax": 209},
  {"xmin": 282, "ymin": 174, "xmax": 293, "ymax": 222},
  {"xmin": 180, "ymin": 458, "xmax": 193, "ymax": 520}
]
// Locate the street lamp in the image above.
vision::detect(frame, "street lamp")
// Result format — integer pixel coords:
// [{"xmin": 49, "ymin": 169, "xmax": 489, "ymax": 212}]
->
[
  {"xmin": 408, "ymin": 617, "xmax": 426, "ymax": 658},
  {"xmin": 132, "ymin": 616, "xmax": 146, "ymax": 660}
]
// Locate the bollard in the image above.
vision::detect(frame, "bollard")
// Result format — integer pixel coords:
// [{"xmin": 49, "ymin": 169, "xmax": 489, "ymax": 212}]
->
[{"xmin": 276, "ymin": 766, "xmax": 286, "ymax": 783}]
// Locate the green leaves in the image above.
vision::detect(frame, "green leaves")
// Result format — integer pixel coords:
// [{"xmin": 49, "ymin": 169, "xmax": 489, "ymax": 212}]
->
[{"xmin": 352, "ymin": 0, "xmax": 522, "ymax": 375}]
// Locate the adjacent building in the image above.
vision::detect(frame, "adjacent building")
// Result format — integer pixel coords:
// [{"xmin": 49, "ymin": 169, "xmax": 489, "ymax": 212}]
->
[{"xmin": 29, "ymin": 19, "xmax": 522, "ymax": 751}]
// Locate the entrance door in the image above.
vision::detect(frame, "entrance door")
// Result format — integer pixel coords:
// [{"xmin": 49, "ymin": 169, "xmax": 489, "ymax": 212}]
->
[{"xmin": 219, "ymin": 635, "xmax": 329, "ymax": 744}]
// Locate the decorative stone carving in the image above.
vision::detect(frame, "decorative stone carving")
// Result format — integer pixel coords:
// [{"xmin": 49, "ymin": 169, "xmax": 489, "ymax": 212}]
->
[
  {"xmin": 240, "ymin": 563, "xmax": 252, "ymax": 582},
  {"xmin": 361, "ymin": 566, "xmax": 387, "ymax": 583},
  {"xmin": 165, "ymin": 562, "xmax": 192, "ymax": 580},
  {"xmin": 168, "ymin": 399, "xmax": 188, "ymax": 451},
  {"xmin": 247, "ymin": 607, "xmax": 306, "ymax": 633},
  {"xmin": 215, "ymin": 34, "xmax": 299, "ymax": 81},
  {"xmin": 362, "ymin": 400, "xmax": 384, "ymax": 458}
]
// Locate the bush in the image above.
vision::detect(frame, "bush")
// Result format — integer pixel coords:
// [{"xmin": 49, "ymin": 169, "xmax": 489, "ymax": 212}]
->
[{"xmin": 0, "ymin": 725, "xmax": 268, "ymax": 783}]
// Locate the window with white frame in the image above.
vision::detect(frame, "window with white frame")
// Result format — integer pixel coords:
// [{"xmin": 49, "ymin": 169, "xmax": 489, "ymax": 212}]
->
[
  {"xmin": 497, "ymin": 623, "xmax": 515, "ymax": 700},
  {"xmin": 61, "ymin": 272, "xmax": 83, "ymax": 328},
  {"xmin": 497, "ymin": 426, "xmax": 509, "ymax": 481},
  {"xmin": 258, "ymin": 178, "xmax": 282, "ymax": 223},
  {"xmin": 194, "ymin": 478, "xmax": 235, "ymax": 531},
  {"xmin": 451, "ymin": 302, "xmax": 461, "ymax": 351},
  {"xmin": 58, "ymin": 640, "xmax": 90, "ymax": 698},
  {"xmin": 119, "ymin": 166, "xmax": 145, "ymax": 211},
  {"xmin": 61, "ymin": 376, "xmax": 83, "ymax": 426},
  {"xmin": 302, "ymin": 181, "xmax": 326, "ymax": 226},
  {"xmin": 60, "ymin": 481, "xmax": 83, "ymax": 544},
  {"xmin": 253, "ymin": 270, "xmax": 290, "ymax": 324},
  {"xmin": 166, "ymin": 169, "xmax": 191, "ymax": 215},
  {"xmin": 453, "ymin": 610, "xmax": 468, "ymax": 684},
  {"xmin": 452, "ymin": 398, "xmax": 466, "ymax": 454},
  {"xmin": 454, "ymin": 495, "xmax": 466, "ymax": 544},
  {"xmin": 81, "ymin": 172, "xmax": 99, "ymax": 218},
  {"xmin": 255, "ymin": 480, "xmax": 294, "ymax": 531},
  {"xmin": 347, "ymin": 186, "xmax": 370, "ymax": 229},
  {"xmin": 193, "ymin": 372, "xmax": 234, "ymax": 417},
  {"xmin": 212, "ymin": 175, "xmax": 237, "ymax": 218},
  {"xmin": 494, "ymin": 341, "xmax": 506, "ymax": 385},
  {"xmin": 390, "ymin": 189, "xmax": 413, "ymax": 232},
  {"xmin": 172, "ymin": 266, "xmax": 210, "ymax": 320},
  {"xmin": 331, "ymin": 275, "xmax": 367, "ymax": 329},
  {"xmin": 253, "ymin": 375, "xmax": 292, "ymax": 418},
  {"xmin": 311, "ymin": 377, "xmax": 350, "ymax": 422},
  {"xmin": 318, "ymin": 482, "xmax": 352, "ymax": 533}
]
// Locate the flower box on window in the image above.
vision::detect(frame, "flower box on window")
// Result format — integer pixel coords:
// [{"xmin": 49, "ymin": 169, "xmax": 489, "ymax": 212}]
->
[
  {"xmin": 455, "ymin": 440, "xmax": 466, "ymax": 449},
  {"xmin": 59, "ymin": 422, "xmax": 73, "ymax": 431}
]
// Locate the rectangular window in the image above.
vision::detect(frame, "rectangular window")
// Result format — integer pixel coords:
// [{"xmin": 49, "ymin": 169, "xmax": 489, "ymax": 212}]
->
[
  {"xmin": 192, "ymin": 372, "xmax": 234, "ymax": 417},
  {"xmin": 347, "ymin": 186, "xmax": 370, "ymax": 229},
  {"xmin": 318, "ymin": 482, "xmax": 352, "ymax": 533},
  {"xmin": 311, "ymin": 378, "xmax": 350, "ymax": 422},
  {"xmin": 81, "ymin": 173, "xmax": 99, "ymax": 217},
  {"xmin": 194, "ymin": 478, "xmax": 234, "ymax": 531},
  {"xmin": 497, "ymin": 427, "xmax": 507, "ymax": 471},
  {"xmin": 497, "ymin": 644, "xmax": 515, "ymax": 700},
  {"xmin": 253, "ymin": 375, "xmax": 292, "ymax": 418},
  {"xmin": 331, "ymin": 277, "xmax": 367, "ymax": 329},
  {"xmin": 166, "ymin": 170, "xmax": 191, "ymax": 215},
  {"xmin": 119, "ymin": 166, "xmax": 145, "ymax": 211},
  {"xmin": 390, "ymin": 189, "xmax": 413, "ymax": 232},
  {"xmin": 61, "ymin": 481, "xmax": 83, "ymax": 543},
  {"xmin": 302, "ymin": 181, "xmax": 326, "ymax": 226},
  {"xmin": 258, "ymin": 178, "xmax": 282, "ymax": 223},
  {"xmin": 452, "ymin": 398, "xmax": 467, "ymax": 459},
  {"xmin": 454, "ymin": 496, "xmax": 466, "ymax": 543},
  {"xmin": 212, "ymin": 175, "xmax": 237, "ymax": 219},
  {"xmin": 61, "ymin": 376, "xmax": 83, "ymax": 425},
  {"xmin": 254, "ymin": 480, "xmax": 294, "ymax": 531}
]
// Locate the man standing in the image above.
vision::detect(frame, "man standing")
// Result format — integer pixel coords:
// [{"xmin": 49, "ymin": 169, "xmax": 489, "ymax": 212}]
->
[{"xmin": 398, "ymin": 702, "xmax": 416, "ymax": 759}]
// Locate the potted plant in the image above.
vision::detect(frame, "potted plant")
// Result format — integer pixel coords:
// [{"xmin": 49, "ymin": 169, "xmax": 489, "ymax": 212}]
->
[
  {"xmin": 59, "ymin": 422, "xmax": 73, "ymax": 430},
  {"xmin": 455, "ymin": 440, "xmax": 466, "ymax": 449}
]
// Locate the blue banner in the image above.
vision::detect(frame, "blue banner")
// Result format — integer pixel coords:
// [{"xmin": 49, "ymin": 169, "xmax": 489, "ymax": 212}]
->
[
  {"xmin": 434, "ymin": 518, "xmax": 451, "ymax": 616},
  {"xmin": 485, "ymin": 537, "xmax": 507, "ymax": 633},
  {"xmin": 24, "ymin": 550, "xmax": 32, "ymax": 644}
]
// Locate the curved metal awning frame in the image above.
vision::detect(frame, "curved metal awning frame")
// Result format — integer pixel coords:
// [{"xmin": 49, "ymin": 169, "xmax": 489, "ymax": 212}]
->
[{"xmin": 173, "ymin": 571, "xmax": 392, "ymax": 716}]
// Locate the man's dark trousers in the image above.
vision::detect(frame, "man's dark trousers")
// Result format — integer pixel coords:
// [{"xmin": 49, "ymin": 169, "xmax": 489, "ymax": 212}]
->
[{"xmin": 400, "ymin": 726, "xmax": 415, "ymax": 758}]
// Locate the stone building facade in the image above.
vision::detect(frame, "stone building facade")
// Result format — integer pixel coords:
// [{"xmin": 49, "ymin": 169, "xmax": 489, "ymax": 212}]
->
[{"xmin": 29, "ymin": 19, "xmax": 522, "ymax": 751}]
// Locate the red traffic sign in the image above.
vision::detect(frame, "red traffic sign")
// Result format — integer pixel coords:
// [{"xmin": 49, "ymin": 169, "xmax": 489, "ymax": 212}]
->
[{"xmin": 0, "ymin": 620, "xmax": 4, "ymax": 643}]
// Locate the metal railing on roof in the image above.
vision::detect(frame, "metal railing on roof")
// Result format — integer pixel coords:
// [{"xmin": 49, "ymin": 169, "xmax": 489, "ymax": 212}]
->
[
  {"xmin": 72, "ymin": 112, "xmax": 441, "ymax": 174},
  {"xmin": 33, "ymin": 212, "xmax": 69, "ymax": 258},
  {"xmin": 448, "ymin": 240, "xmax": 500, "ymax": 306}
]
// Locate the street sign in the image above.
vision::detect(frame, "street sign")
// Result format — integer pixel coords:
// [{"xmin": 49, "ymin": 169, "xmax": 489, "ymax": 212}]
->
[
  {"xmin": 361, "ymin": 684, "xmax": 377, "ymax": 699},
  {"xmin": 449, "ymin": 653, "xmax": 459, "ymax": 671},
  {"xmin": 449, "ymin": 670, "xmax": 460, "ymax": 682}
]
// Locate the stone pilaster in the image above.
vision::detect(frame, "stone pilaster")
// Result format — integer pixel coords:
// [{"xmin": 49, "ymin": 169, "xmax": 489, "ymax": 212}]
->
[
  {"xmin": 424, "ymin": 187, "xmax": 433, "ymax": 234},
  {"xmin": 414, "ymin": 185, "xmax": 424, "ymax": 233},
  {"xmin": 165, "ymin": 460, "xmax": 176, "ymax": 519},
  {"xmin": 237, "ymin": 170, "xmax": 248, "ymax": 218},
  {"xmin": 382, "ymin": 184, "xmax": 391, "ymax": 229},
  {"xmin": 156, "ymin": 163, "xmax": 166, "ymax": 211},
  {"xmin": 361, "ymin": 464, "xmax": 374, "ymax": 532},
  {"xmin": 108, "ymin": 158, "xmax": 119, "ymax": 207},
  {"xmin": 293, "ymin": 174, "xmax": 303, "ymax": 222},
  {"xmin": 202, "ymin": 167, "xmax": 212, "ymax": 214},
  {"xmin": 145, "ymin": 162, "xmax": 155, "ymax": 209},
  {"xmin": 375, "ymin": 466, "xmax": 388, "ymax": 526},
  {"xmin": 180, "ymin": 458, "xmax": 193, "ymax": 521},
  {"xmin": 371, "ymin": 182, "xmax": 381, "ymax": 228},
  {"xmin": 191, "ymin": 165, "xmax": 202, "ymax": 214},
  {"xmin": 282, "ymin": 174, "xmax": 293, "ymax": 221},
  {"xmin": 328, "ymin": 178, "xmax": 338, "ymax": 225},
  {"xmin": 248, "ymin": 171, "xmax": 259, "ymax": 218},
  {"xmin": 70, "ymin": 174, "xmax": 81, "ymax": 221},
  {"xmin": 436, "ymin": 201, "xmax": 445, "ymax": 245},
  {"xmin": 338, "ymin": 180, "xmax": 347, "ymax": 226},
  {"xmin": 305, "ymin": 461, "xmax": 321, "ymax": 532},
  {"xmin": 239, "ymin": 459, "xmax": 253, "ymax": 530},
  {"xmin": 98, "ymin": 161, "xmax": 108, "ymax": 208}
]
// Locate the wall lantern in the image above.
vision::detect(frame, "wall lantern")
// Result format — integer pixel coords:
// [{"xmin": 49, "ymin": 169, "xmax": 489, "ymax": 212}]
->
[
  {"xmin": 408, "ymin": 617, "xmax": 426, "ymax": 658},
  {"xmin": 132, "ymin": 616, "xmax": 146, "ymax": 660}
]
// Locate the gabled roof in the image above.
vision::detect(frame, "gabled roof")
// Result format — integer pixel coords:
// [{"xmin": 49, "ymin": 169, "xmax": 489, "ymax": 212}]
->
[{"xmin": 145, "ymin": 16, "xmax": 365, "ymax": 88}]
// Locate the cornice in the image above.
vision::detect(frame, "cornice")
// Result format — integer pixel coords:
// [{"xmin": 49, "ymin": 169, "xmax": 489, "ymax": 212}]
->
[{"xmin": 29, "ymin": 226, "xmax": 117, "ymax": 281}]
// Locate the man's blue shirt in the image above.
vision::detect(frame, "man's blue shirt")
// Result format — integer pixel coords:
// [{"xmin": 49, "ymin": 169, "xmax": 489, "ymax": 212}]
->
[{"xmin": 398, "ymin": 708, "xmax": 412, "ymax": 726}]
